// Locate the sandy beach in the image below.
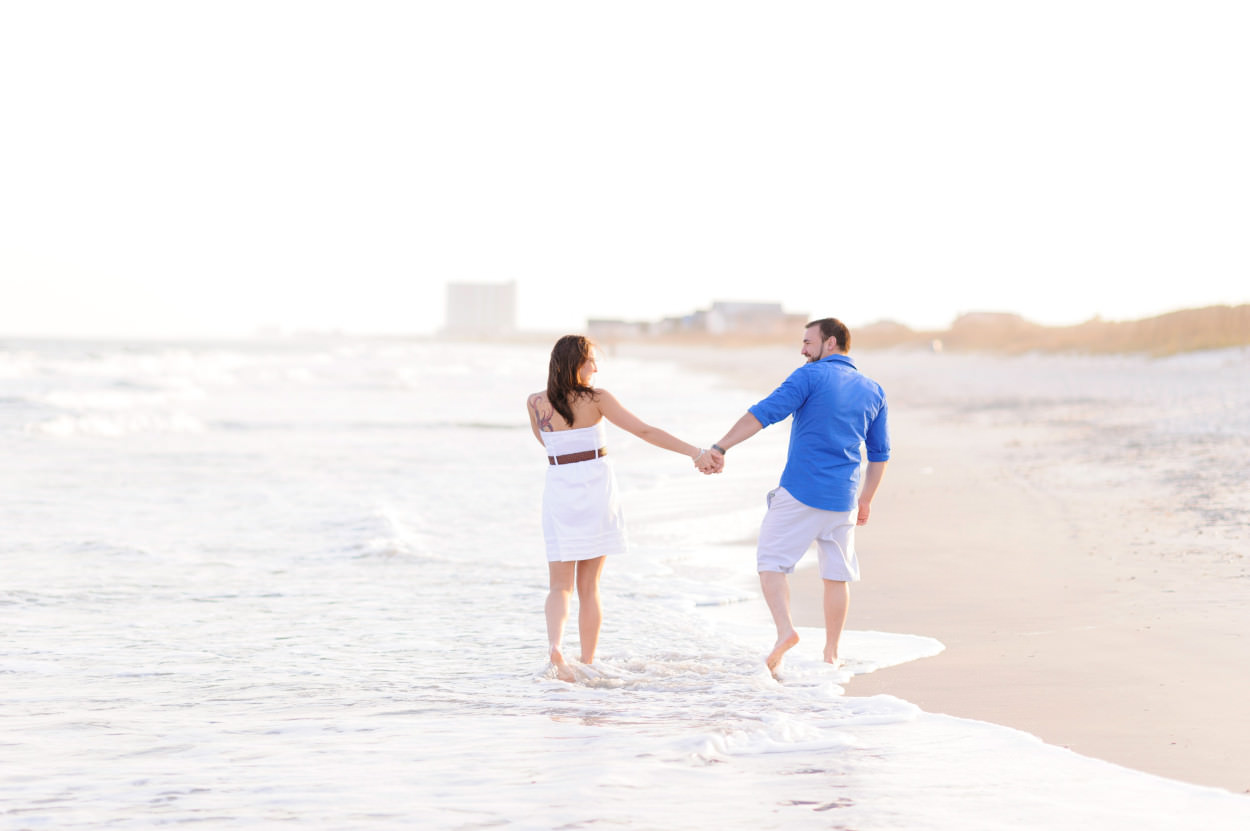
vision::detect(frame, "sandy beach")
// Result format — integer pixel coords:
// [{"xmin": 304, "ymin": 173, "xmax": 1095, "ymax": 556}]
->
[
  {"xmin": 622, "ymin": 340, "xmax": 1250, "ymax": 795},
  {"xmin": 810, "ymin": 404, "xmax": 1250, "ymax": 795}
]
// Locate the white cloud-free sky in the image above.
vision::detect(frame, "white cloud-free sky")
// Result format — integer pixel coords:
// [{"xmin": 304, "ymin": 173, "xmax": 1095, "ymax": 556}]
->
[{"xmin": 3, "ymin": 1, "xmax": 1247, "ymax": 339}]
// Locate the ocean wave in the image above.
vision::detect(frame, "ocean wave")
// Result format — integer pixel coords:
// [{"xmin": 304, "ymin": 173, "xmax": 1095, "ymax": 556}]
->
[
  {"xmin": 37, "ymin": 384, "xmax": 207, "ymax": 412},
  {"xmin": 206, "ymin": 419, "xmax": 524, "ymax": 433},
  {"xmin": 327, "ymin": 506, "xmax": 446, "ymax": 562},
  {"xmin": 424, "ymin": 420, "xmax": 525, "ymax": 431},
  {"xmin": 28, "ymin": 412, "xmax": 207, "ymax": 437},
  {"xmin": 0, "ymin": 395, "xmax": 42, "ymax": 410}
]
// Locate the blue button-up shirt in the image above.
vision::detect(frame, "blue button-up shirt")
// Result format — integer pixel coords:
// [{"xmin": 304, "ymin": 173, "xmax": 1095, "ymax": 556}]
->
[{"xmin": 748, "ymin": 353, "xmax": 890, "ymax": 512}]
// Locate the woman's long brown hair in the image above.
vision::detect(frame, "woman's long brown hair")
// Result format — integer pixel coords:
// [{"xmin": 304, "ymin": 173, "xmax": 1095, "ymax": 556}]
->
[{"xmin": 546, "ymin": 335, "xmax": 597, "ymax": 427}]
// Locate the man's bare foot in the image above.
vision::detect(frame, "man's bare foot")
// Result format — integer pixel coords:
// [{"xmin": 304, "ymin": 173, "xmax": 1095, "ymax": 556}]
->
[
  {"xmin": 550, "ymin": 645, "xmax": 575, "ymax": 682},
  {"xmin": 766, "ymin": 631, "xmax": 800, "ymax": 676}
]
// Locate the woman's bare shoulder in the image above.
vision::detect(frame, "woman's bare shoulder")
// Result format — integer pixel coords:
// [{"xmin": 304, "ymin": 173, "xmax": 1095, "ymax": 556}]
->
[
  {"xmin": 590, "ymin": 387, "xmax": 618, "ymax": 408},
  {"xmin": 528, "ymin": 392, "xmax": 560, "ymax": 432},
  {"xmin": 563, "ymin": 391, "xmax": 606, "ymax": 429},
  {"xmin": 528, "ymin": 392, "xmax": 553, "ymax": 419}
]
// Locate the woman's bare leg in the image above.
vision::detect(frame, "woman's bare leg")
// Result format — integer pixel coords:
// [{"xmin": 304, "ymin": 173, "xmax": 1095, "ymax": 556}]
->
[
  {"xmin": 575, "ymin": 556, "xmax": 606, "ymax": 664},
  {"xmin": 546, "ymin": 561, "xmax": 576, "ymax": 681}
]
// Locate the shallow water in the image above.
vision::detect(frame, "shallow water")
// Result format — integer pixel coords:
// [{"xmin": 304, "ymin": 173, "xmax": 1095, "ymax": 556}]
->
[{"xmin": 2, "ymin": 337, "xmax": 1247, "ymax": 829}]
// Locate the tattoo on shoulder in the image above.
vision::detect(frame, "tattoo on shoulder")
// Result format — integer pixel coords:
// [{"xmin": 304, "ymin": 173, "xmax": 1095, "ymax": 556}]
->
[{"xmin": 529, "ymin": 394, "xmax": 555, "ymax": 432}]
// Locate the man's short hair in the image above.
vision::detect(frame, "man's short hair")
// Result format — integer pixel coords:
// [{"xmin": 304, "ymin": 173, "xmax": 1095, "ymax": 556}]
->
[{"xmin": 806, "ymin": 318, "xmax": 850, "ymax": 352}]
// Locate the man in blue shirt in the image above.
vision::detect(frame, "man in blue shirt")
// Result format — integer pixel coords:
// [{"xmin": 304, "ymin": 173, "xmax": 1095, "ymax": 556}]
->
[{"xmin": 701, "ymin": 318, "xmax": 890, "ymax": 675}]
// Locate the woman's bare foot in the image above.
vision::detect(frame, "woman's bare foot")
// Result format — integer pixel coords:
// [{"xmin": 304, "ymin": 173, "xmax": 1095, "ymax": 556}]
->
[
  {"xmin": 766, "ymin": 630, "xmax": 800, "ymax": 676},
  {"xmin": 549, "ymin": 645, "xmax": 575, "ymax": 682}
]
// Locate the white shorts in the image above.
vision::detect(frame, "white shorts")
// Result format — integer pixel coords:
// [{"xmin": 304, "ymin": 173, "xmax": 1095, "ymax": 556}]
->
[{"xmin": 756, "ymin": 487, "xmax": 860, "ymax": 582}]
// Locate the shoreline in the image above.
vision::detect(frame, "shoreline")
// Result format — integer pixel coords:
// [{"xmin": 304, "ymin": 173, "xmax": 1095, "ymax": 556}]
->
[{"xmin": 623, "ymin": 341, "xmax": 1250, "ymax": 796}]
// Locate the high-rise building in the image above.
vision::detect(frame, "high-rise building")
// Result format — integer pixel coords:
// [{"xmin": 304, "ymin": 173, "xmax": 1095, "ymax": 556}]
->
[{"xmin": 442, "ymin": 281, "xmax": 517, "ymax": 336}]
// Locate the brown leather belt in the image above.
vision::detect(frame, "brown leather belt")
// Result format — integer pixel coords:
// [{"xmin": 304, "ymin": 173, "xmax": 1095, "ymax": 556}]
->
[{"xmin": 548, "ymin": 447, "xmax": 607, "ymax": 465}]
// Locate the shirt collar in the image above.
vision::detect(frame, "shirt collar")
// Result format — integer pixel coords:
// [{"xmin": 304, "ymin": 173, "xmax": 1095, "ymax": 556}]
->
[{"xmin": 819, "ymin": 353, "xmax": 856, "ymax": 369}]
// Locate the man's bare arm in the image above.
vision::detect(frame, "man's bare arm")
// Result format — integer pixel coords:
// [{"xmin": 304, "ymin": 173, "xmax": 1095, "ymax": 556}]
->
[
  {"xmin": 716, "ymin": 412, "xmax": 763, "ymax": 452},
  {"xmin": 704, "ymin": 411, "xmax": 765, "ymax": 469},
  {"xmin": 857, "ymin": 460, "xmax": 887, "ymax": 525}
]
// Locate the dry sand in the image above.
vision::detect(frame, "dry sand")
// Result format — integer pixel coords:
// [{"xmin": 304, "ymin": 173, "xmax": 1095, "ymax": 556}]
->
[{"xmin": 622, "ymin": 341, "xmax": 1250, "ymax": 796}]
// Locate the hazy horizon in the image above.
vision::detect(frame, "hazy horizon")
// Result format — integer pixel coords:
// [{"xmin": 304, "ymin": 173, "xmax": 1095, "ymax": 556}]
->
[
  {"xmin": 2, "ymin": 289, "xmax": 1246, "ymax": 343},
  {"xmin": 4, "ymin": 2, "xmax": 1248, "ymax": 340}
]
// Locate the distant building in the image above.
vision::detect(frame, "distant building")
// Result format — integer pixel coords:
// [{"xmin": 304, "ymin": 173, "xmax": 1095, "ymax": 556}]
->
[
  {"xmin": 704, "ymin": 301, "xmax": 805, "ymax": 336},
  {"xmin": 442, "ymin": 281, "xmax": 517, "ymax": 336},
  {"xmin": 586, "ymin": 318, "xmax": 650, "ymax": 340},
  {"xmin": 587, "ymin": 300, "xmax": 806, "ymax": 341},
  {"xmin": 655, "ymin": 314, "xmax": 701, "ymax": 335}
]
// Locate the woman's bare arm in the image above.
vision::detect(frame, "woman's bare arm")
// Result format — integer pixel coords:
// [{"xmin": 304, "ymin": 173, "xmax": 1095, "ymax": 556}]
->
[{"xmin": 594, "ymin": 389, "xmax": 701, "ymax": 458}]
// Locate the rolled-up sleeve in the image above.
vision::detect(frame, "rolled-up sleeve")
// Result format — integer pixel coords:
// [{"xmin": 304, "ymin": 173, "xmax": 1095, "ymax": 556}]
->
[
  {"xmin": 748, "ymin": 372, "xmax": 808, "ymax": 427},
  {"xmin": 865, "ymin": 396, "xmax": 890, "ymax": 462}
]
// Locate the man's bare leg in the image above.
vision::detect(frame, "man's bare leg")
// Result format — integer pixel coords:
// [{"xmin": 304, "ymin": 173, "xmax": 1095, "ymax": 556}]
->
[
  {"xmin": 759, "ymin": 570, "xmax": 800, "ymax": 675},
  {"xmin": 822, "ymin": 579, "xmax": 849, "ymax": 666},
  {"xmin": 546, "ymin": 562, "xmax": 576, "ymax": 682},
  {"xmin": 575, "ymin": 556, "xmax": 606, "ymax": 664}
]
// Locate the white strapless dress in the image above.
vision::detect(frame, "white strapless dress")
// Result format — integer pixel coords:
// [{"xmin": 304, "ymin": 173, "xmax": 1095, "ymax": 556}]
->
[{"xmin": 540, "ymin": 422, "xmax": 627, "ymax": 562}]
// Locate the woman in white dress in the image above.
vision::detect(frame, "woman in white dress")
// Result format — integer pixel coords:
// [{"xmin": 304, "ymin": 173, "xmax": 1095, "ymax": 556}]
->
[{"xmin": 527, "ymin": 335, "xmax": 708, "ymax": 682}]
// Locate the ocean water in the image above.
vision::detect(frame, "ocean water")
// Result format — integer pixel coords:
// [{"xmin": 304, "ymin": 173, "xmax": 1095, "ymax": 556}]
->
[{"xmin": 2, "ymin": 337, "xmax": 1248, "ymax": 830}]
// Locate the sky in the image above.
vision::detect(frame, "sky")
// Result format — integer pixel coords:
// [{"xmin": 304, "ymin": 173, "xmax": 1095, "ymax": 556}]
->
[{"xmin": 2, "ymin": 1, "xmax": 1248, "ymax": 339}]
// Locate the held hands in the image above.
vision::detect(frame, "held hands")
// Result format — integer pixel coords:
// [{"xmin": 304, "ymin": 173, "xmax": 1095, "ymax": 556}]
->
[{"xmin": 693, "ymin": 446, "xmax": 725, "ymax": 475}]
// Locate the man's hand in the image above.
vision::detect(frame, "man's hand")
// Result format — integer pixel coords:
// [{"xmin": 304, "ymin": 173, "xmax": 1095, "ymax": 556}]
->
[{"xmin": 695, "ymin": 449, "xmax": 723, "ymax": 474}]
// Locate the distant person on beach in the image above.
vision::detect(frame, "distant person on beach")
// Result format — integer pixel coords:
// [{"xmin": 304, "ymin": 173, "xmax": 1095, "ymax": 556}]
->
[
  {"xmin": 697, "ymin": 318, "xmax": 890, "ymax": 675},
  {"xmin": 528, "ymin": 334, "xmax": 710, "ymax": 682}
]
